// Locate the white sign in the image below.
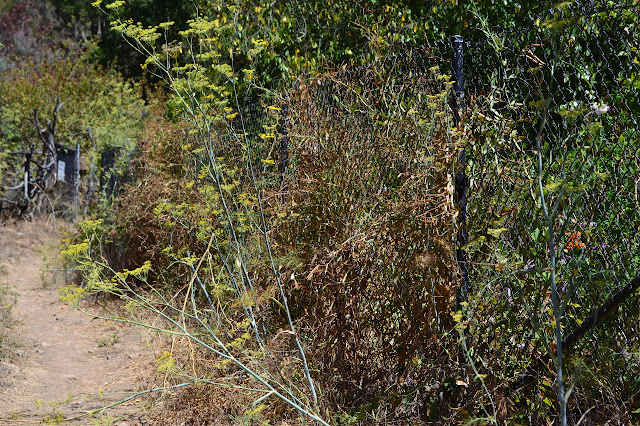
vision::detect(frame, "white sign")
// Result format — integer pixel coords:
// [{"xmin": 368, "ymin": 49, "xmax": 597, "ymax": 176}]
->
[{"xmin": 57, "ymin": 160, "xmax": 66, "ymax": 182}]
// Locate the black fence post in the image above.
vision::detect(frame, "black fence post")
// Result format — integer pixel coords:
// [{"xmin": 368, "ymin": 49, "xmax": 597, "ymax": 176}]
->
[
  {"xmin": 451, "ymin": 35, "xmax": 469, "ymax": 303},
  {"xmin": 451, "ymin": 35, "xmax": 465, "ymax": 126}
]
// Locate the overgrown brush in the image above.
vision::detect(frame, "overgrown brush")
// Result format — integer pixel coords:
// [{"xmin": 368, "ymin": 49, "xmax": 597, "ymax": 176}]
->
[
  {"xmin": 0, "ymin": 51, "xmax": 145, "ymax": 219},
  {"xmin": 269, "ymin": 55, "xmax": 465, "ymax": 420},
  {"xmin": 61, "ymin": 2, "xmax": 326, "ymax": 424},
  {"xmin": 58, "ymin": 1, "xmax": 640, "ymax": 424},
  {"xmin": 60, "ymin": 4, "xmax": 467, "ymax": 421}
]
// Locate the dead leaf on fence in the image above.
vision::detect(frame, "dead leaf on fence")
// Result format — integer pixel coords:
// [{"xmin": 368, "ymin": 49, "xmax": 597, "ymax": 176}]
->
[{"xmin": 495, "ymin": 258, "xmax": 507, "ymax": 271}]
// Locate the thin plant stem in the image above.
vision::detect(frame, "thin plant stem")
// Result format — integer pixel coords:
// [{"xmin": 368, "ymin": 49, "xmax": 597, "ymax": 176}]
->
[{"xmin": 535, "ymin": 86, "xmax": 566, "ymax": 425}]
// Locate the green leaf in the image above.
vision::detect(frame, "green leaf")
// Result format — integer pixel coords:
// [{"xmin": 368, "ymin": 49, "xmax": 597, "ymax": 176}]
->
[{"xmin": 487, "ymin": 228, "xmax": 507, "ymax": 238}]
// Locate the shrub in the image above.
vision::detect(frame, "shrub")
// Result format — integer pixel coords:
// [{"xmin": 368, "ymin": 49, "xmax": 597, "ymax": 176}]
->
[{"xmin": 271, "ymin": 54, "xmax": 463, "ymax": 418}]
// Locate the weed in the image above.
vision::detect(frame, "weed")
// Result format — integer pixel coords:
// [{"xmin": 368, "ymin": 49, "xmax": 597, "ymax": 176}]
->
[
  {"xmin": 98, "ymin": 333, "xmax": 120, "ymax": 348},
  {"xmin": 90, "ymin": 413, "xmax": 118, "ymax": 426},
  {"xmin": 34, "ymin": 398, "xmax": 66, "ymax": 425}
]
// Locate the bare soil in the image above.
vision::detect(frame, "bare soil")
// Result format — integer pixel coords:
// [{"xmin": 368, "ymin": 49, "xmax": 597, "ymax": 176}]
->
[{"xmin": 0, "ymin": 220, "xmax": 155, "ymax": 425}]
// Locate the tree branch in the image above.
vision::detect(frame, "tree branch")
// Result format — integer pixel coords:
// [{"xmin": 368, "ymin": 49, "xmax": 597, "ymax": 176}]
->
[{"xmin": 512, "ymin": 275, "xmax": 640, "ymax": 390}]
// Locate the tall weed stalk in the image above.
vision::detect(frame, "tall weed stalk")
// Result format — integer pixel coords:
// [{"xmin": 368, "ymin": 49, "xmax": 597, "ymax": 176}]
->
[{"xmin": 62, "ymin": 2, "xmax": 325, "ymax": 423}]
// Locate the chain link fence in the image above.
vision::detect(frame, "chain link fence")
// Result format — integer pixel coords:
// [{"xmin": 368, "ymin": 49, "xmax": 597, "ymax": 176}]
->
[
  {"xmin": 461, "ymin": 2, "xmax": 640, "ymax": 420},
  {"xmin": 220, "ymin": 2, "xmax": 640, "ymax": 419}
]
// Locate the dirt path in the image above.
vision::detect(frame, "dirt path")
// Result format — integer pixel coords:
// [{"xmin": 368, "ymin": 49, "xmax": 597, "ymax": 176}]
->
[{"xmin": 0, "ymin": 221, "xmax": 154, "ymax": 425}]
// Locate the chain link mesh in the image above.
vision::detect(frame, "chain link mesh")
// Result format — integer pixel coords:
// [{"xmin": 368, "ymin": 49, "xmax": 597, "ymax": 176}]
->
[
  {"xmin": 228, "ymin": 1, "xmax": 640, "ymax": 419},
  {"xmin": 462, "ymin": 1, "xmax": 640, "ymax": 420}
]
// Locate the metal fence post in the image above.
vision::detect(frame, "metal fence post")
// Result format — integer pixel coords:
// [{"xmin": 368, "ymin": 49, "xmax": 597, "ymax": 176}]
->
[
  {"xmin": 451, "ymin": 35, "xmax": 469, "ymax": 302},
  {"xmin": 451, "ymin": 35, "xmax": 465, "ymax": 126},
  {"xmin": 24, "ymin": 146, "xmax": 32, "ymax": 202}
]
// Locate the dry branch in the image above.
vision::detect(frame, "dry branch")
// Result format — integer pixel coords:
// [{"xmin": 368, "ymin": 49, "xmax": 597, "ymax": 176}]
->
[{"xmin": 512, "ymin": 275, "xmax": 640, "ymax": 390}]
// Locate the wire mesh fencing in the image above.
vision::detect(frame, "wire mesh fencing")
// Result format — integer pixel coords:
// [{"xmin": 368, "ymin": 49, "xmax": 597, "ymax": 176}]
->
[
  {"xmin": 224, "ymin": 2, "xmax": 640, "ymax": 419},
  {"xmin": 460, "ymin": 1, "xmax": 640, "ymax": 421},
  {"xmin": 271, "ymin": 44, "xmax": 462, "ymax": 408}
]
